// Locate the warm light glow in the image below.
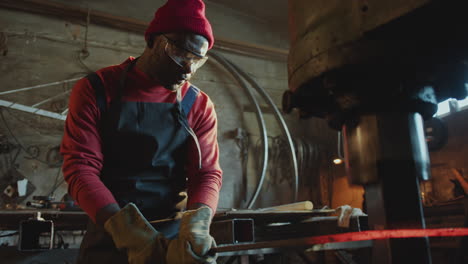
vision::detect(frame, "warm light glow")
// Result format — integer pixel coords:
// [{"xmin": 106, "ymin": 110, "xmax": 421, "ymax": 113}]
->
[
  {"xmin": 333, "ymin": 158, "xmax": 343, "ymax": 165},
  {"xmin": 303, "ymin": 228, "xmax": 468, "ymax": 245}
]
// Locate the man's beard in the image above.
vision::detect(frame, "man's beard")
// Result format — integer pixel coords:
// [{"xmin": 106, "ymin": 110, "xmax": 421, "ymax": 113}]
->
[{"xmin": 164, "ymin": 80, "xmax": 186, "ymax": 91}]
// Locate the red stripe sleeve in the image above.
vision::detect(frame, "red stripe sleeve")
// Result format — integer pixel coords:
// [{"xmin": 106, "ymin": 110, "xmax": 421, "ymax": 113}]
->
[
  {"xmin": 60, "ymin": 77, "xmax": 117, "ymax": 222},
  {"xmin": 186, "ymin": 92, "xmax": 223, "ymax": 213}
]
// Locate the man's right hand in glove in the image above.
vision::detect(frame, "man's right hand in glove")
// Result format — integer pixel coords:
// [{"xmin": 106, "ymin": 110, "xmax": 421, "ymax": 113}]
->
[
  {"xmin": 167, "ymin": 206, "xmax": 217, "ymax": 264},
  {"xmin": 101, "ymin": 203, "xmax": 168, "ymax": 264}
]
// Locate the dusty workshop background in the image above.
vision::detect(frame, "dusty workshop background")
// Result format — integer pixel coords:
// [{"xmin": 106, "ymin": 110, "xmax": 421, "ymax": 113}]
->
[
  {"xmin": 1, "ymin": 1, "xmax": 468, "ymax": 263},
  {"xmin": 0, "ymin": 0, "xmax": 351, "ymax": 220}
]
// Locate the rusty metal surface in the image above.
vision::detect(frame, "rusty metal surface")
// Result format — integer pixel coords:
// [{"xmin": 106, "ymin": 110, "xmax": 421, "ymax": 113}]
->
[
  {"xmin": 284, "ymin": 0, "xmax": 468, "ymax": 124},
  {"xmin": 288, "ymin": 0, "xmax": 429, "ymax": 93}
]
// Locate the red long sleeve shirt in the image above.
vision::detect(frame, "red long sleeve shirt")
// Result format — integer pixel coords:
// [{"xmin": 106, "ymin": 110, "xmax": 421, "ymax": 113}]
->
[{"xmin": 60, "ymin": 57, "xmax": 222, "ymax": 222}]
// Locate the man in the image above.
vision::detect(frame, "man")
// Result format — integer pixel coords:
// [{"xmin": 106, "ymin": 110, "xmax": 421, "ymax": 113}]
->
[{"xmin": 60, "ymin": 0, "xmax": 222, "ymax": 263}]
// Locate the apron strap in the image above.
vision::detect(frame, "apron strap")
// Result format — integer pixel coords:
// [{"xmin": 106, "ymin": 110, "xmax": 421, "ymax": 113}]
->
[
  {"xmin": 86, "ymin": 72, "xmax": 107, "ymax": 114},
  {"xmin": 117, "ymin": 58, "xmax": 138, "ymax": 103},
  {"xmin": 176, "ymin": 85, "xmax": 203, "ymax": 169},
  {"xmin": 86, "ymin": 58, "xmax": 138, "ymax": 115},
  {"xmin": 181, "ymin": 85, "xmax": 200, "ymax": 117},
  {"xmin": 88, "ymin": 59, "xmax": 198, "ymax": 118},
  {"xmin": 86, "ymin": 60, "xmax": 201, "ymax": 169}
]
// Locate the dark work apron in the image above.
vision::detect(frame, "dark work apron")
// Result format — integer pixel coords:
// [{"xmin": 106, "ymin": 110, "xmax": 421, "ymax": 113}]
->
[{"xmin": 76, "ymin": 59, "xmax": 200, "ymax": 264}]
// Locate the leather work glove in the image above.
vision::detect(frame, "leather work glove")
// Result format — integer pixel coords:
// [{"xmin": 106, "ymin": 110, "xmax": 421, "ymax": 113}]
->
[
  {"xmin": 167, "ymin": 207, "xmax": 217, "ymax": 264},
  {"xmin": 104, "ymin": 203, "xmax": 168, "ymax": 264}
]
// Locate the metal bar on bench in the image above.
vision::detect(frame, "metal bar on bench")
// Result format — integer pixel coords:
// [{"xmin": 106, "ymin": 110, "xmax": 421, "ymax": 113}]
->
[{"xmin": 210, "ymin": 219, "xmax": 255, "ymax": 245}]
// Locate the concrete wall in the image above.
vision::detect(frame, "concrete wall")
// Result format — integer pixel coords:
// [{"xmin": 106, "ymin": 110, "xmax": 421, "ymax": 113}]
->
[
  {"xmin": 0, "ymin": 0, "xmax": 310, "ymax": 220},
  {"xmin": 51, "ymin": 0, "xmax": 290, "ymax": 49}
]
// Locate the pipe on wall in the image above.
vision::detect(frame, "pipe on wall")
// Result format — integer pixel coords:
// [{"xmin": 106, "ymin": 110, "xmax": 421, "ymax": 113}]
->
[
  {"xmin": 211, "ymin": 52, "xmax": 299, "ymax": 207},
  {"xmin": 210, "ymin": 52, "xmax": 269, "ymax": 209},
  {"xmin": 224, "ymin": 58, "xmax": 299, "ymax": 203}
]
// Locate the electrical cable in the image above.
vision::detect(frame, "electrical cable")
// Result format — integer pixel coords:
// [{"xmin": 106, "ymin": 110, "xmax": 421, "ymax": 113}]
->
[
  {"xmin": 76, "ymin": 50, "xmax": 93, "ymax": 73},
  {"xmin": 0, "ymin": 108, "xmax": 57, "ymax": 165},
  {"xmin": 9, "ymin": 146, "xmax": 21, "ymax": 170},
  {"xmin": 48, "ymin": 167, "xmax": 64, "ymax": 197},
  {"xmin": 82, "ymin": 8, "xmax": 91, "ymax": 56},
  {"xmin": 76, "ymin": 8, "xmax": 93, "ymax": 73},
  {"xmin": 1, "ymin": 134, "xmax": 19, "ymax": 172},
  {"xmin": 1, "ymin": 106, "xmax": 63, "ymax": 139},
  {"xmin": 0, "ymin": 32, "xmax": 7, "ymax": 56},
  {"xmin": 59, "ymin": 72, "xmax": 90, "ymax": 114}
]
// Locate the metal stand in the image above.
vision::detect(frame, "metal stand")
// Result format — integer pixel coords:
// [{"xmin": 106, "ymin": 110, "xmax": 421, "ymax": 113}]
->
[{"xmin": 344, "ymin": 113, "xmax": 432, "ymax": 263}]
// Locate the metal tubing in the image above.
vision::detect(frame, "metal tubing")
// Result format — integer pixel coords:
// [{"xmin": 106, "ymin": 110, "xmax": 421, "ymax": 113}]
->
[
  {"xmin": 212, "ymin": 228, "xmax": 468, "ymax": 254},
  {"xmin": 0, "ymin": 77, "xmax": 81, "ymax": 96},
  {"xmin": 210, "ymin": 219, "xmax": 255, "ymax": 245},
  {"xmin": 0, "ymin": 99, "xmax": 66, "ymax": 120},
  {"xmin": 31, "ymin": 89, "xmax": 71, "ymax": 108},
  {"xmin": 210, "ymin": 52, "xmax": 269, "ymax": 209},
  {"xmin": 223, "ymin": 58, "xmax": 299, "ymax": 202}
]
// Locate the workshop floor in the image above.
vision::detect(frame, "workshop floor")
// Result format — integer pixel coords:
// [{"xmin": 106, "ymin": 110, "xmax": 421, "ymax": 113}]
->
[{"xmin": 0, "ymin": 247, "xmax": 79, "ymax": 264}]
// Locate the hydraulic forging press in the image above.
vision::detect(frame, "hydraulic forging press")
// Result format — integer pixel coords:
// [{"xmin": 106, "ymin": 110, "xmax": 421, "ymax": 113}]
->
[{"xmin": 283, "ymin": 1, "xmax": 468, "ymax": 263}]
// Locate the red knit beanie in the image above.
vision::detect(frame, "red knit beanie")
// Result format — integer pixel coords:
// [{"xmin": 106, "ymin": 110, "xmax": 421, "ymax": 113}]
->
[{"xmin": 145, "ymin": 0, "xmax": 214, "ymax": 49}]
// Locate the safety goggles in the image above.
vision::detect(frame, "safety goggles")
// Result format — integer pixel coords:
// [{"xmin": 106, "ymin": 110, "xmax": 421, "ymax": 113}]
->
[{"xmin": 163, "ymin": 35, "xmax": 209, "ymax": 70}]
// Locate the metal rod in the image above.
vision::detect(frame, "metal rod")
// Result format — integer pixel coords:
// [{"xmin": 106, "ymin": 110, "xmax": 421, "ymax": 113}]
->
[
  {"xmin": 224, "ymin": 58, "xmax": 299, "ymax": 202},
  {"xmin": 31, "ymin": 90, "xmax": 71, "ymax": 108},
  {"xmin": 211, "ymin": 228, "xmax": 468, "ymax": 253},
  {"xmin": 0, "ymin": 77, "xmax": 81, "ymax": 96},
  {"xmin": 210, "ymin": 52, "xmax": 269, "ymax": 209},
  {"xmin": 0, "ymin": 99, "xmax": 66, "ymax": 120}
]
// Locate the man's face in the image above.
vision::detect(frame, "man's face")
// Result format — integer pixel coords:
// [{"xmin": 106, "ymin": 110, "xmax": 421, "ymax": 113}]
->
[{"xmin": 149, "ymin": 32, "xmax": 209, "ymax": 90}]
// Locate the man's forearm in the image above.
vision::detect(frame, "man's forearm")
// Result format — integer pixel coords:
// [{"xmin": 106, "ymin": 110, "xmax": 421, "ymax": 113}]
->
[
  {"xmin": 188, "ymin": 202, "xmax": 210, "ymax": 210},
  {"xmin": 95, "ymin": 203, "xmax": 121, "ymax": 227}
]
